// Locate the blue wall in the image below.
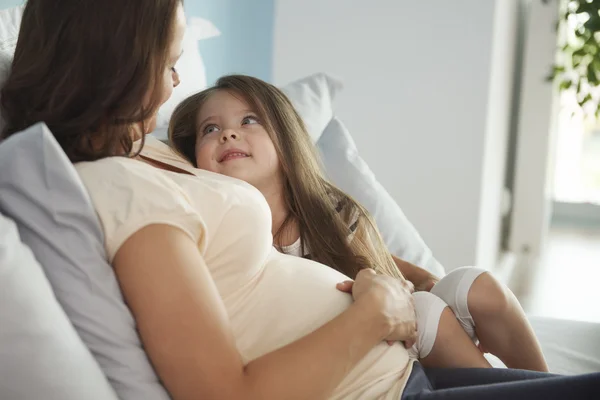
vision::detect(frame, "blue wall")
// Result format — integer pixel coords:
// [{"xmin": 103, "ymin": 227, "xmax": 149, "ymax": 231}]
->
[
  {"xmin": 186, "ymin": 0, "xmax": 275, "ymax": 84},
  {"xmin": 0, "ymin": 0, "xmax": 275, "ymax": 83},
  {"xmin": 0, "ymin": 0, "xmax": 22, "ymax": 8}
]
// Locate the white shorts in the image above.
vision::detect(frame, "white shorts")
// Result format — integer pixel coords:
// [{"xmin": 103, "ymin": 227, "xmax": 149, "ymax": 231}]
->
[{"xmin": 408, "ymin": 267, "xmax": 487, "ymax": 359}]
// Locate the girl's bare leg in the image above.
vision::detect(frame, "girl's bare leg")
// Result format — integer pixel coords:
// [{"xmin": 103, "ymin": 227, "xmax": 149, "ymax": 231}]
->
[
  {"xmin": 468, "ymin": 273, "xmax": 548, "ymax": 371},
  {"xmin": 420, "ymin": 307, "xmax": 491, "ymax": 369}
]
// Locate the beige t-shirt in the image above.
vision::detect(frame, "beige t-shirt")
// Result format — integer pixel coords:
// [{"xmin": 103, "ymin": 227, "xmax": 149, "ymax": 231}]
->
[{"xmin": 75, "ymin": 136, "xmax": 413, "ymax": 400}]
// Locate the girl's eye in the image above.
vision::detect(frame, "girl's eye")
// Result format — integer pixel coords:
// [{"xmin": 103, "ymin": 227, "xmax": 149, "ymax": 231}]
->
[
  {"xmin": 203, "ymin": 124, "xmax": 220, "ymax": 135},
  {"xmin": 242, "ymin": 116, "xmax": 259, "ymax": 126},
  {"xmin": 171, "ymin": 66, "xmax": 178, "ymax": 74}
]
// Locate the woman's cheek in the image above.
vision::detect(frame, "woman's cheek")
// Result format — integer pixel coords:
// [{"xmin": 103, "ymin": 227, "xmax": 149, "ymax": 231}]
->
[
  {"xmin": 144, "ymin": 115, "xmax": 158, "ymax": 135},
  {"xmin": 161, "ymin": 77, "xmax": 174, "ymax": 105}
]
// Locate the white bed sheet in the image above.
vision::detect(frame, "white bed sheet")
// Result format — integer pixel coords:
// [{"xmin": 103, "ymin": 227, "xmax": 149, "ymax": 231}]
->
[
  {"xmin": 486, "ymin": 316, "xmax": 600, "ymax": 375},
  {"xmin": 530, "ymin": 316, "xmax": 600, "ymax": 375}
]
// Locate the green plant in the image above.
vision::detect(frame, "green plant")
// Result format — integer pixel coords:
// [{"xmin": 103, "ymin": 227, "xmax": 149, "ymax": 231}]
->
[{"xmin": 549, "ymin": 0, "xmax": 600, "ymax": 117}]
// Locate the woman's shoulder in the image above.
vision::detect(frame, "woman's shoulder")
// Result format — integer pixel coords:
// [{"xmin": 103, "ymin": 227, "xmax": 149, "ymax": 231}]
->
[
  {"xmin": 75, "ymin": 156, "xmax": 134, "ymax": 183},
  {"xmin": 75, "ymin": 156, "xmax": 197, "ymax": 220},
  {"xmin": 75, "ymin": 155, "xmax": 151, "ymax": 180},
  {"xmin": 75, "ymin": 156, "xmax": 205, "ymax": 262},
  {"xmin": 75, "ymin": 156, "xmax": 178, "ymax": 193},
  {"xmin": 80, "ymin": 155, "xmax": 198, "ymax": 203}
]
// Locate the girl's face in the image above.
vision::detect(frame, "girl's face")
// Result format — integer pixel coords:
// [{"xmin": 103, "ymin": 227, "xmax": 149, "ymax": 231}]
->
[
  {"xmin": 195, "ymin": 90, "xmax": 282, "ymax": 192},
  {"xmin": 142, "ymin": 3, "xmax": 186, "ymax": 135}
]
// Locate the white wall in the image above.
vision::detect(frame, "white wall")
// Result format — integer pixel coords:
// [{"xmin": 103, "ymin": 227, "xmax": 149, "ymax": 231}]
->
[
  {"xmin": 509, "ymin": 1, "xmax": 559, "ymax": 265},
  {"xmin": 477, "ymin": 1, "xmax": 520, "ymax": 271},
  {"xmin": 273, "ymin": 0, "xmax": 519, "ymax": 270}
]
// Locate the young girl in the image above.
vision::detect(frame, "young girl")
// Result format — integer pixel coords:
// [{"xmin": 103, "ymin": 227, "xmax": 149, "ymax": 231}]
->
[{"xmin": 167, "ymin": 74, "xmax": 548, "ymax": 371}]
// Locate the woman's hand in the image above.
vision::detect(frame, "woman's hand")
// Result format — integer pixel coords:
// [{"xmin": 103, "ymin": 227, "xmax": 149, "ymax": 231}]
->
[{"xmin": 337, "ymin": 269, "xmax": 417, "ymax": 348}]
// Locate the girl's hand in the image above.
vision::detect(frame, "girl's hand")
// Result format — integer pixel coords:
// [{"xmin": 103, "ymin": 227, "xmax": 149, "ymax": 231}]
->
[
  {"xmin": 337, "ymin": 269, "xmax": 417, "ymax": 348},
  {"xmin": 415, "ymin": 275, "xmax": 440, "ymax": 292}
]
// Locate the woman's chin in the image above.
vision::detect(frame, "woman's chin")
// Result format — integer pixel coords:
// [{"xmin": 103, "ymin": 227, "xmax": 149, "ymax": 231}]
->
[{"xmin": 144, "ymin": 116, "xmax": 158, "ymax": 135}]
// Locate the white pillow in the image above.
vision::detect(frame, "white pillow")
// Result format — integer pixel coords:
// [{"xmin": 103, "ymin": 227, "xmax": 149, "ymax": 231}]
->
[
  {"xmin": 0, "ymin": 5, "xmax": 23, "ymax": 132},
  {"xmin": 281, "ymin": 73, "xmax": 343, "ymax": 142},
  {"xmin": 316, "ymin": 117, "xmax": 446, "ymax": 277},
  {"xmin": 0, "ymin": 213, "xmax": 118, "ymax": 400},
  {"xmin": 0, "ymin": 5, "xmax": 23, "ymax": 52}
]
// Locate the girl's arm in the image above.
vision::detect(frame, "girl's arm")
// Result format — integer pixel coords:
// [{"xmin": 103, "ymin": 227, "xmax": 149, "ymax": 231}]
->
[
  {"xmin": 391, "ymin": 255, "xmax": 439, "ymax": 292},
  {"xmin": 114, "ymin": 224, "xmax": 408, "ymax": 400}
]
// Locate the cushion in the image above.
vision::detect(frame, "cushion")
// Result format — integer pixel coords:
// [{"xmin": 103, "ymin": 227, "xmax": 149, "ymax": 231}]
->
[
  {"xmin": 0, "ymin": 5, "xmax": 22, "ymax": 133},
  {"xmin": 317, "ymin": 117, "xmax": 446, "ymax": 277},
  {"xmin": 281, "ymin": 73, "xmax": 343, "ymax": 142},
  {"xmin": 0, "ymin": 212, "xmax": 118, "ymax": 400},
  {"xmin": 0, "ymin": 123, "xmax": 170, "ymax": 400},
  {"xmin": 0, "ymin": 5, "xmax": 23, "ymax": 52}
]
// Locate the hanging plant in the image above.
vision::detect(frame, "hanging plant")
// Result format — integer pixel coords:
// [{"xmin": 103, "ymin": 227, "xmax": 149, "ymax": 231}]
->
[{"xmin": 548, "ymin": 0, "xmax": 600, "ymax": 117}]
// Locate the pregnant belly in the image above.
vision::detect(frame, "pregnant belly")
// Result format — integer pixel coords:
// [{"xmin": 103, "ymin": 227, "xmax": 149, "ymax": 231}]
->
[
  {"xmin": 225, "ymin": 249, "xmax": 411, "ymax": 399},
  {"xmin": 226, "ymin": 249, "xmax": 353, "ymax": 361}
]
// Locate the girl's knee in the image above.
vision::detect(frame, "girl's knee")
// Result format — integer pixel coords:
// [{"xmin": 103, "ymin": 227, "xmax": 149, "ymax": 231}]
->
[
  {"xmin": 430, "ymin": 266, "xmax": 487, "ymax": 320},
  {"xmin": 468, "ymin": 272, "xmax": 513, "ymax": 317},
  {"xmin": 412, "ymin": 292, "xmax": 449, "ymax": 358},
  {"xmin": 413, "ymin": 292, "xmax": 449, "ymax": 322}
]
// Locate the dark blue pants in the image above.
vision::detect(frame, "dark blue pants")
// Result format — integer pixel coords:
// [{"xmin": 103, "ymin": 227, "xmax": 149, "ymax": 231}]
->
[{"xmin": 401, "ymin": 362, "xmax": 600, "ymax": 399}]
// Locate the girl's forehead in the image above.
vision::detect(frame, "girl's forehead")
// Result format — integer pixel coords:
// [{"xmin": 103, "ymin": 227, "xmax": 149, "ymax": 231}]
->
[
  {"xmin": 223, "ymin": 90, "xmax": 253, "ymax": 106},
  {"xmin": 196, "ymin": 90, "xmax": 257, "ymax": 127},
  {"xmin": 200, "ymin": 90, "xmax": 253, "ymax": 115}
]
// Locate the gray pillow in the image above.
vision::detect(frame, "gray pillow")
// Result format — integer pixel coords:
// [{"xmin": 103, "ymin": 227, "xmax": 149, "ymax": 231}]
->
[
  {"xmin": 0, "ymin": 123, "xmax": 170, "ymax": 400},
  {"xmin": 0, "ymin": 212, "xmax": 118, "ymax": 400}
]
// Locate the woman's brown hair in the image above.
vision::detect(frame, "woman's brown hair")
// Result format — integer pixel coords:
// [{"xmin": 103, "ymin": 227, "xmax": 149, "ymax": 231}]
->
[
  {"xmin": 1, "ymin": 0, "xmax": 182, "ymax": 162},
  {"xmin": 169, "ymin": 75, "xmax": 402, "ymax": 280}
]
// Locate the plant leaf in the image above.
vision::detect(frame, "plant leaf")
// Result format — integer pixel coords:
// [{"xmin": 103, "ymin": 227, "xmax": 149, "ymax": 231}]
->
[
  {"xmin": 585, "ymin": 14, "xmax": 600, "ymax": 33},
  {"xmin": 560, "ymin": 79, "xmax": 573, "ymax": 90},
  {"xmin": 587, "ymin": 63, "xmax": 598, "ymax": 84},
  {"xmin": 573, "ymin": 47, "xmax": 588, "ymax": 58}
]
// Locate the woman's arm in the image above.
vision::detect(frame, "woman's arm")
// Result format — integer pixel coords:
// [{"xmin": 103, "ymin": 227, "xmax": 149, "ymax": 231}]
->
[
  {"xmin": 114, "ymin": 224, "xmax": 406, "ymax": 400},
  {"xmin": 391, "ymin": 255, "xmax": 439, "ymax": 292}
]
